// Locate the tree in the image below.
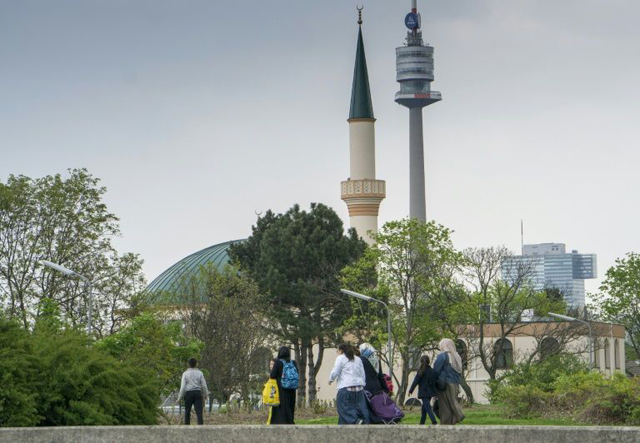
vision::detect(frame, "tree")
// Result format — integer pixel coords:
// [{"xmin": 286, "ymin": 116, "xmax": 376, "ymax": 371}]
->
[
  {"xmin": 229, "ymin": 203, "xmax": 366, "ymax": 405},
  {"xmin": 175, "ymin": 265, "xmax": 269, "ymax": 406},
  {"xmin": 343, "ymin": 219, "xmax": 463, "ymax": 405},
  {"xmin": 460, "ymin": 247, "xmax": 567, "ymax": 380},
  {"xmin": 0, "ymin": 169, "xmax": 145, "ymax": 333},
  {"xmin": 597, "ymin": 252, "xmax": 640, "ymax": 360},
  {"xmin": 97, "ymin": 312, "xmax": 203, "ymax": 396}
]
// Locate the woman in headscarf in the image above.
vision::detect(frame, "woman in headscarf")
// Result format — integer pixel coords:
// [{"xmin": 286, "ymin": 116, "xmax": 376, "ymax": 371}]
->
[
  {"xmin": 358, "ymin": 343, "xmax": 388, "ymax": 396},
  {"xmin": 433, "ymin": 338, "xmax": 465, "ymax": 425}
]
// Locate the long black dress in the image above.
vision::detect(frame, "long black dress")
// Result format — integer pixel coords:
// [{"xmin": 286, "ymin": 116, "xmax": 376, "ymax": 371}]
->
[
  {"xmin": 269, "ymin": 359, "xmax": 297, "ymax": 424},
  {"xmin": 359, "ymin": 356, "xmax": 388, "ymax": 424}
]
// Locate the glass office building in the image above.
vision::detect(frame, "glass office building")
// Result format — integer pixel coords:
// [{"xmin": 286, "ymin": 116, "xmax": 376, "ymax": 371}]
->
[{"xmin": 502, "ymin": 243, "xmax": 597, "ymax": 307}]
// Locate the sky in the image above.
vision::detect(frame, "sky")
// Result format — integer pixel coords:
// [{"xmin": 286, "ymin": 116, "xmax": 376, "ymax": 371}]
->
[{"xmin": 1, "ymin": 0, "xmax": 639, "ymax": 298}]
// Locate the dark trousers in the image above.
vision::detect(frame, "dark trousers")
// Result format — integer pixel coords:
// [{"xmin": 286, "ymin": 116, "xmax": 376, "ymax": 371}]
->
[
  {"xmin": 420, "ymin": 397, "xmax": 437, "ymax": 425},
  {"xmin": 184, "ymin": 390, "xmax": 204, "ymax": 425},
  {"xmin": 337, "ymin": 388, "xmax": 370, "ymax": 425}
]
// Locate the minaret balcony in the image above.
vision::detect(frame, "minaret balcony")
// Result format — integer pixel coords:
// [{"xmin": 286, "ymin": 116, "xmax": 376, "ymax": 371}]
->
[{"xmin": 341, "ymin": 179, "xmax": 386, "ymax": 200}]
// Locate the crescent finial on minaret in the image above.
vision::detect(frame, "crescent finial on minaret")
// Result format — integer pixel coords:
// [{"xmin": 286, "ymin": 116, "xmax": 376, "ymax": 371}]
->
[{"xmin": 357, "ymin": 6, "xmax": 363, "ymax": 25}]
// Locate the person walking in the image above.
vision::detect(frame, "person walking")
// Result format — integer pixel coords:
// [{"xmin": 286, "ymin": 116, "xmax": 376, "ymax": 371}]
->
[
  {"xmin": 269, "ymin": 346, "xmax": 298, "ymax": 424},
  {"xmin": 178, "ymin": 358, "xmax": 209, "ymax": 425},
  {"xmin": 409, "ymin": 355, "xmax": 438, "ymax": 425},
  {"xmin": 329, "ymin": 343, "xmax": 370, "ymax": 425},
  {"xmin": 358, "ymin": 343, "xmax": 388, "ymax": 397},
  {"xmin": 433, "ymin": 338, "xmax": 465, "ymax": 425},
  {"xmin": 355, "ymin": 344, "xmax": 387, "ymax": 424}
]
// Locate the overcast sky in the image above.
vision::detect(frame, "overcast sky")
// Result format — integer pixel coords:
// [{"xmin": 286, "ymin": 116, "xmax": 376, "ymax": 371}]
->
[{"xmin": 2, "ymin": 0, "xmax": 639, "ymax": 297}]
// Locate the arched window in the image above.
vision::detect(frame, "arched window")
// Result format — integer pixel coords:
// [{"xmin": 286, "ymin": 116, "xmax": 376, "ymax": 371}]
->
[
  {"xmin": 540, "ymin": 337, "xmax": 560, "ymax": 360},
  {"xmin": 456, "ymin": 339, "xmax": 468, "ymax": 370},
  {"xmin": 594, "ymin": 339, "xmax": 601, "ymax": 369},
  {"xmin": 614, "ymin": 339, "xmax": 621, "ymax": 369},
  {"xmin": 494, "ymin": 338, "xmax": 513, "ymax": 369},
  {"xmin": 604, "ymin": 339, "xmax": 611, "ymax": 369}
]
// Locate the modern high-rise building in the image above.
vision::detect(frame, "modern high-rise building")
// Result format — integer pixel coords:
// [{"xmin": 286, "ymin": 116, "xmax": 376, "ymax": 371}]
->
[
  {"xmin": 341, "ymin": 10, "xmax": 386, "ymax": 245},
  {"xmin": 395, "ymin": 0, "xmax": 442, "ymax": 222},
  {"xmin": 502, "ymin": 243, "xmax": 597, "ymax": 307}
]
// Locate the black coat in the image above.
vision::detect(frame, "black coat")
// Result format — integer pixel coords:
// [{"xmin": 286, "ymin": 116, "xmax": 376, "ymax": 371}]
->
[
  {"xmin": 359, "ymin": 356, "xmax": 388, "ymax": 396},
  {"xmin": 409, "ymin": 367, "xmax": 437, "ymax": 399}
]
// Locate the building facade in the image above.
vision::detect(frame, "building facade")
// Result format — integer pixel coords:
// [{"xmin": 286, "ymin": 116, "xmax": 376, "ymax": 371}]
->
[{"xmin": 502, "ymin": 243, "xmax": 597, "ymax": 307}]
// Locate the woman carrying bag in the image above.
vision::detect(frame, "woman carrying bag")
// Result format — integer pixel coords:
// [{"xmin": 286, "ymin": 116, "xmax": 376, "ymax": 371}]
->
[{"xmin": 433, "ymin": 338, "xmax": 465, "ymax": 425}]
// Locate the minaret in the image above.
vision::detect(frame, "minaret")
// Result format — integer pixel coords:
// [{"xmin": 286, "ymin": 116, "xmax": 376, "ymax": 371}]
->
[
  {"xmin": 341, "ymin": 8, "xmax": 386, "ymax": 245},
  {"xmin": 395, "ymin": 0, "xmax": 442, "ymax": 222}
]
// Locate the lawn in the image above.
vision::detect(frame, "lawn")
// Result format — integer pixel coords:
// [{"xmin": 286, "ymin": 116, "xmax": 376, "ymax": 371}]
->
[{"xmin": 296, "ymin": 404, "xmax": 582, "ymax": 426}]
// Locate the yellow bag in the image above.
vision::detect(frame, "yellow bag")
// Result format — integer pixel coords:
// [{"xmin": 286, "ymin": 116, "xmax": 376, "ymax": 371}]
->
[{"xmin": 262, "ymin": 378, "xmax": 280, "ymax": 407}]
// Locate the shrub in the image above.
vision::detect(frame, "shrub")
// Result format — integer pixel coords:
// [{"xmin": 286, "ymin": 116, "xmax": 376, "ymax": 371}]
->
[
  {"xmin": 0, "ymin": 318, "xmax": 39, "ymax": 426},
  {"xmin": 499, "ymin": 385, "xmax": 551, "ymax": 419},
  {"xmin": 579, "ymin": 373, "xmax": 640, "ymax": 426},
  {"xmin": 488, "ymin": 353, "xmax": 588, "ymax": 404},
  {"xmin": 0, "ymin": 314, "xmax": 161, "ymax": 427}
]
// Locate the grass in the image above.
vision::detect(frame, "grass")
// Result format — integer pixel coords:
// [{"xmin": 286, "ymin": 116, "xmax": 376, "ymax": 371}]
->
[{"xmin": 296, "ymin": 404, "xmax": 581, "ymax": 426}]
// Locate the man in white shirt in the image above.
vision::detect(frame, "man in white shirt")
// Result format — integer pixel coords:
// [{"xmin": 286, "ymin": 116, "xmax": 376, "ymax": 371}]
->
[
  {"xmin": 328, "ymin": 344, "xmax": 370, "ymax": 424},
  {"xmin": 178, "ymin": 358, "xmax": 209, "ymax": 425}
]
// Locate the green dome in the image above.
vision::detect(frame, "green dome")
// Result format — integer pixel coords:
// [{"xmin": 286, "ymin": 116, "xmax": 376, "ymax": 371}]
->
[{"xmin": 145, "ymin": 239, "xmax": 243, "ymax": 304}]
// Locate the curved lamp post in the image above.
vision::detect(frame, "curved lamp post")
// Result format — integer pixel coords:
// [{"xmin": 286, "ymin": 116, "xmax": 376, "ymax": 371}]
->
[
  {"xmin": 341, "ymin": 289, "xmax": 393, "ymax": 383},
  {"xmin": 549, "ymin": 312, "xmax": 592, "ymax": 369},
  {"xmin": 41, "ymin": 261, "xmax": 93, "ymax": 335}
]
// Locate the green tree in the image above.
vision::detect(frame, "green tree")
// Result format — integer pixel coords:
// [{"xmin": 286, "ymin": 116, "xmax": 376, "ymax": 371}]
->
[
  {"xmin": 0, "ymin": 169, "xmax": 145, "ymax": 334},
  {"xmin": 343, "ymin": 218, "xmax": 463, "ymax": 405},
  {"xmin": 229, "ymin": 203, "xmax": 366, "ymax": 405},
  {"xmin": 97, "ymin": 312, "xmax": 202, "ymax": 395},
  {"xmin": 597, "ymin": 252, "xmax": 640, "ymax": 359}
]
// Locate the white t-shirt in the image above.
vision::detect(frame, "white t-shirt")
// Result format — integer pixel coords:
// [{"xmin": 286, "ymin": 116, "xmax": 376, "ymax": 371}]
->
[{"xmin": 329, "ymin": 354, "xmax": 366, "ymax": 390}]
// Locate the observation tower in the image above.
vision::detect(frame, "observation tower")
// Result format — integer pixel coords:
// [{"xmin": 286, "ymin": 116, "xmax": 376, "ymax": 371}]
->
[
  {"xmin": 341, "ymin": 9, "xmax": 386, "ymax": 245},
  {"xmin": 395, "ymin": 0, "xmax": 442, "ymax": 222}
]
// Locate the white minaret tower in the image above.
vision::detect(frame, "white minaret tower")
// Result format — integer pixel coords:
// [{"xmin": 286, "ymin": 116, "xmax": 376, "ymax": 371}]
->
[
  {"xmin": 395, "ymin": 0, "xmax": 442, "ymax": 222},
  {"xmin": 341, "ymin": 9, "xmax": 386, "ymax": 245}
]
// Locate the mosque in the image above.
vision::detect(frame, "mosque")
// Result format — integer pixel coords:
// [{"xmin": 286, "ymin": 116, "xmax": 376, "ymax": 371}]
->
[{"xmin": 145, "ymin": 4, "xmax": 626, "ymax": 405}]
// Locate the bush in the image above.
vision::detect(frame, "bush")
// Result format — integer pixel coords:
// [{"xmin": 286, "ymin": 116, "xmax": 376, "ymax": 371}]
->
[
  {"xmin": 488, "ymin": 354, "xmax": 588, "ymax": 403},
  {"xmin": 499, "ymin": 385, "xmax": 551, "ymax": 419},
  {"xmin": 0, "ymin": 314, "xmax": 161, "ymax": 427},
  {"xmin": 578, "ymin": 373, "xmax": 640, "ymax": 426}
]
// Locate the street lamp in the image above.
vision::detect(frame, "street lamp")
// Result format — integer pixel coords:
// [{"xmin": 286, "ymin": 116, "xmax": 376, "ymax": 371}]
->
[
  {"xmin": 549, "ymin": 312, "xmax": 593, "ymax": 369},
  {"xmin": 41, "ymin": 261, "xmax": 93, "ymax": 335},
  {"xmin": 341, "ymin": 289, "xmax": 393, "ymax": 383}
]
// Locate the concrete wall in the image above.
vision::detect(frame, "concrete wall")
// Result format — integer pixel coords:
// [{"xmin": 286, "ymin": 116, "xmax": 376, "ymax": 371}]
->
[{"xmin": 1, "ymin": 425, "xmax": 639, "ymax": 443}]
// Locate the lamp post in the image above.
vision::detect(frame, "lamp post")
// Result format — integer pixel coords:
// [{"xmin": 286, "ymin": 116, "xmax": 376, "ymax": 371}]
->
[
  {"xmin": 549, "ymin": 312, "xmax": 593, "ymax": 369},
  {"xmin": 41, "ymin": 261, "xmax": 93, "ymax": 335},
  {"xmin": 341, "ymin": 289, "xmax": 393, "ymax": 382}
]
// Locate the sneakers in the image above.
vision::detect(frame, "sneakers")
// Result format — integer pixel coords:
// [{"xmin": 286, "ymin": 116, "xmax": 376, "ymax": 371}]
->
[{"xmin": 355, "ymin": 419, "xmax": 364, "ymax": 425}]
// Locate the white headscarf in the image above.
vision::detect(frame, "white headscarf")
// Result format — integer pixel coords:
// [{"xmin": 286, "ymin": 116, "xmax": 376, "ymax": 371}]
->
[
  {"xmin": 439, "ymin": 338, "xmax": 463, "ymax": 374},
  {"xmin": 359, "ymin": 343, "xmax": 379, "ymax": 370}
]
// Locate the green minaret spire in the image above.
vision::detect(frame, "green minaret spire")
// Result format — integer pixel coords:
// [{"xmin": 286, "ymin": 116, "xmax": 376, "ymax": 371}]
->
[{"xmin": 349, "ymin": 15, "xmax": 375, "ymax": 120}]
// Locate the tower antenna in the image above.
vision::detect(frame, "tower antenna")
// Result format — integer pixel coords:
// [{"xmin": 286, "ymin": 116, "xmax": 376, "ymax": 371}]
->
[{"xmin": 357, "ymin": 5, "xmax": 363, "ymax": 25}]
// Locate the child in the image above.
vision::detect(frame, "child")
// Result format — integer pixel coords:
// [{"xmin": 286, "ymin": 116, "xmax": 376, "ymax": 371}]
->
[
  {"xmin": 266, "ymin": 358, "xmax": 278, "ymax": 424},
  {"xmin": 409, "ymin": 355, "xmax": 438, "ymax": 425}
]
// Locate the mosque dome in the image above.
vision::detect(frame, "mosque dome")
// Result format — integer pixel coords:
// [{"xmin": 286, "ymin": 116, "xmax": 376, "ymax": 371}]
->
[{"xmin": 145, "ymin": 239, "xmax": 243, "ymax": 304}]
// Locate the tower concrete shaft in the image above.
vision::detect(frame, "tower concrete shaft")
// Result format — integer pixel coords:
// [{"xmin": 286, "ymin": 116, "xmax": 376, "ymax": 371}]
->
[
  {"xmin": 341, "ymin": 18, "xmax": 385, "ymax": 245},
  {"xmin": 396, "ymin": 0, "xmax": 441, "ymax": 223}
]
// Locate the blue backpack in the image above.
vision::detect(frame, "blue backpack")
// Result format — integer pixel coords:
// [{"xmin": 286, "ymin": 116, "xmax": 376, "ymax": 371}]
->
[{"xmin": 280, "ymin": 359, "xmax": 299, "ymax": 390}]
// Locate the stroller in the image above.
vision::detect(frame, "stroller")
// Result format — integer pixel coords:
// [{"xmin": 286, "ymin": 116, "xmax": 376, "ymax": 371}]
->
[{"xmin": 365, "ymin": 391, "xmax": 404, "ymax": 424}]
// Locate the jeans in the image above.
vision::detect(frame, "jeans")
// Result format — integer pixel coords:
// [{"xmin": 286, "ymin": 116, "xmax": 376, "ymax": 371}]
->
[
  {"xmin": 420, "ymin": 397, "xmax": 437, "ymax": 425},
  {"xmin": 337, "ymin": 388, "xmax": 370, "ymax": 425},
  {"xmin": 184, "ymin": 390, "xmax": 204, "ymax": 425}
]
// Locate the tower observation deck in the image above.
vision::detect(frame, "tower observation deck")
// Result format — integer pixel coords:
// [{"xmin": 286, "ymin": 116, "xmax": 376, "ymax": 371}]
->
[{"xmin": 396, "ymin": 0, "xmax": 441, "ymax": 222}]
